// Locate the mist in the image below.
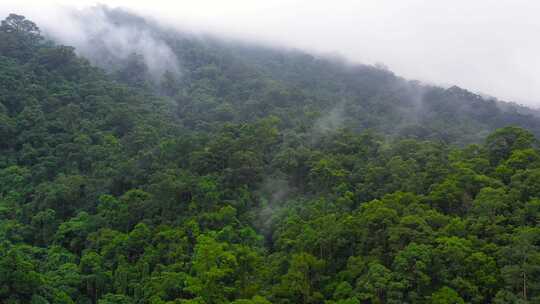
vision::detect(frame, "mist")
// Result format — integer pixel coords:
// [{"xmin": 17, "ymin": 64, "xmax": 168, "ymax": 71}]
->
[
  {"xmin": 32, "ymin": 5, "xmax": 181, "ymax": 83},
  {"xmin": 1, "ymin": 1, "xmax": 539, "ymax": 106}
]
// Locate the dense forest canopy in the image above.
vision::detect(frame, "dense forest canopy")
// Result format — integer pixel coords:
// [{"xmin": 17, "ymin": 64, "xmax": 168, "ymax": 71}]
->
[{"xmin": 1, "ymin": 10, "xmax": 540, "ymax": 304}]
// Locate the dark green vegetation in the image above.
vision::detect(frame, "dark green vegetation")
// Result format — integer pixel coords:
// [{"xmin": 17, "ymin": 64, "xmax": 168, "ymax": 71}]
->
[{"xmin": 1, "ymin": 11, "xmax": 540, "ymax": 304}]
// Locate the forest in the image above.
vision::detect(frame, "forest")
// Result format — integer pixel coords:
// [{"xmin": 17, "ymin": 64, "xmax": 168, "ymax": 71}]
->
[{"xmin": 1, "ymin": 11, "xmax": 540, "ymax": 304}]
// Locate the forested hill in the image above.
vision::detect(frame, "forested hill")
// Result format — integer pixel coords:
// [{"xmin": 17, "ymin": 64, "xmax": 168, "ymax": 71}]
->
[
  {"xmin": 1, "ymin": 11, "xmax": 540, "ymax": 304},
  {"xmin": 46, "ymin": 6, "xmax": 540, "ymax": 146}
]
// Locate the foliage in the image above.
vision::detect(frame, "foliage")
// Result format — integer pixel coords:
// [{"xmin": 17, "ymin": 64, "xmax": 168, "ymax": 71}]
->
[{"xmin": 1, "ymin": 13, "xmax": 540, "ymax": 304}]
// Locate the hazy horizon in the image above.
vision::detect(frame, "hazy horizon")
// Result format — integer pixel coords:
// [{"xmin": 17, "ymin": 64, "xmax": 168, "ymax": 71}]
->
[{"xmin": 1, "ymin": 0, "xmax": 539, "ymax": 107}]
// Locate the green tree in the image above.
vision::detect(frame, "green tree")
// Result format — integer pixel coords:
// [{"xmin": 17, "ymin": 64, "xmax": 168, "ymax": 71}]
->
[
  {"xmin": 392, "ymin": 243, "xmax": 433, "ymax": 302},
  {"xmin": 187, "ymin": 234, "xmax": 238, "ymax": 303},
  {"xmin": 431, "ymin": 287, "xmax": 465, "ymax": 304},
  {"xmin": 485, "ymin": 127, "xmax": 536, "ymax": 166},
  {"xmin": 80, "ymin": 251, "xmax": 112, "ymax": 304},
  {"xmin": 0, "ymin": 14, "xmax": 42, "ymax": 61},
  {"xmin": 276, "ymin": 252, "xmax": 325, "ymax": 304},
  {"xmin": 500, "ymin": 227, "xmax": 540, "ymax": 301},
  {"xmin": 0, "ymin": 246, "xmax": 44, "ymax": 303}
]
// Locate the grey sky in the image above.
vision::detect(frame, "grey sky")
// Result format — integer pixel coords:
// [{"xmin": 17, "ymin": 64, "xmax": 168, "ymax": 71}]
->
[{"xmin": 1, "ymin": 0, "xmax": 539, "ymax": 106}]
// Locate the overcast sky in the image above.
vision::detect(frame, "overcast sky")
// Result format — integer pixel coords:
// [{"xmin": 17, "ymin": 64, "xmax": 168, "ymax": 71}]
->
[{"xmin": 1, "ymin": 0, "xmax": 539, "ymax": 106}]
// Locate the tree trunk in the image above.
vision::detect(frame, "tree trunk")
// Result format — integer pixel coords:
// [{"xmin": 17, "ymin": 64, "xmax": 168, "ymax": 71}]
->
[{"xmin": 523, "ymin": 271, "xmax": 527, "ymax": 301}]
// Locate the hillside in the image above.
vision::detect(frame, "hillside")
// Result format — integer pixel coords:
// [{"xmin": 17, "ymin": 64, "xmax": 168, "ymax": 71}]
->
[
  {"xmin": 49, "ymin": 7, "xmax": 540, "ymax": 145},
  {"xmin": 1, "ymin": 11, "xmax": 540, "ymax": 304}
]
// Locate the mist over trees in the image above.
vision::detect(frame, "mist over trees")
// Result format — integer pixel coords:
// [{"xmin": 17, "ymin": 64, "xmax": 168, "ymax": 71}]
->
[{"xmin": 1, "ymin": 11, "xmax": 540, "ymax": 304}]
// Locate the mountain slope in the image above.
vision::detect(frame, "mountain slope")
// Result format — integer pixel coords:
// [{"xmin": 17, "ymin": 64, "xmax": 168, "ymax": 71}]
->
[
  {"xmin": 44, "ymin": 6, "xmax": 540, "ymax": 146},
  {"xmin": 1, "ymin": 12, "xmax": 540, "ymax": 304}
]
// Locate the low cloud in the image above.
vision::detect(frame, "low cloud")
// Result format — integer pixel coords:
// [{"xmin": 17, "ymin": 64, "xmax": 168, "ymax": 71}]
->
[{"xmin": 29, "ymin": 5, "xmax": 181, "ymax": 82}]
